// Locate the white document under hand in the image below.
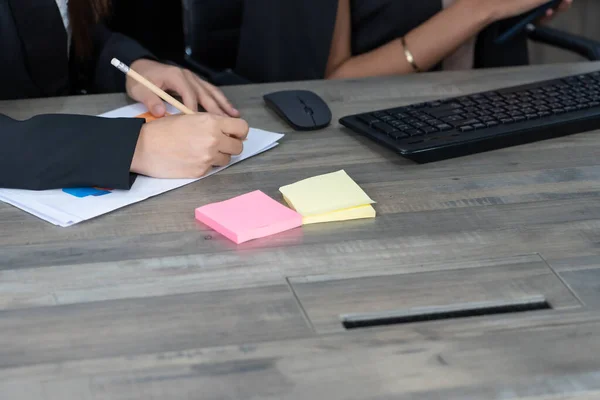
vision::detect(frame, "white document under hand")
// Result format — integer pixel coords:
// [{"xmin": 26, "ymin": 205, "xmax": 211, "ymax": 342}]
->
[{"xmin": 0, "ymin": 103, "xmax": 284, "ymax": 227}]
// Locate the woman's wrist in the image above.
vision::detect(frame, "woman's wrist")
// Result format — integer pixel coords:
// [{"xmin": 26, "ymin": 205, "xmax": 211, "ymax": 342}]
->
[{"xmin": 454, "ymin": 0, "xmax": 498, "ymax": 29}]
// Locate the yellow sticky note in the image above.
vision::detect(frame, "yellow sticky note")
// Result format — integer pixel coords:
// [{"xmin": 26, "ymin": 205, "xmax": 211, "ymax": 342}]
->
[{"xmin": 279, "ymin": 170, "xmax": 376, "ymax": 224}]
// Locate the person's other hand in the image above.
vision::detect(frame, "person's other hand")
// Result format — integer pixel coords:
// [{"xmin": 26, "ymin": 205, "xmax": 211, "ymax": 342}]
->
[
  {"xmin": 465, "ymin": 0, "xmax": 572, "ymax": 24},
  {"xmin": 126, "ymin": 59, "xmax": 240, "ymax": 118},
  {"xmin": 539, "ymin": 0, "xmax": 573, "ymax": 24},
  {"xmin": 130, "ymin": 113, "xmax": 249, "ymax": 179}
]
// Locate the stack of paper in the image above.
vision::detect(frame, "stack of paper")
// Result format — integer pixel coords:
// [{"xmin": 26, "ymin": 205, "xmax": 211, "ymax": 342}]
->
[
  {"xmin": 0, "ymin": 103, "xmax": 284, "ymax": 227},
  {"xmin": 279, "ymin": 170, "xmax": 376, "ymax": 224},
  {"xmin": 195, "ymin": 190, "xmax": 302, "ymax": 244}
]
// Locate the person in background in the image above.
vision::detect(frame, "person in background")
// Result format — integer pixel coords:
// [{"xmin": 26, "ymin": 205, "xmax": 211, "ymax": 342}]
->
[
  {"xmin": 209, "ymin": 0, "xmax": 572, "ymax": 83},
  {"xmin": 0, "ymin": 0, "xmax": 246, "ymax": 191},
  {"xmin": 325, "ymin": 0, "xmax": 574, "ymax": 79}
]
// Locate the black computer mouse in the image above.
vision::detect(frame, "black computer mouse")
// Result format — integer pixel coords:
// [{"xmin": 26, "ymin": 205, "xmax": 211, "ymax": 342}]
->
[{"xmin": 263, "ymin": 90, "xmax": 332, "ymax": 131}]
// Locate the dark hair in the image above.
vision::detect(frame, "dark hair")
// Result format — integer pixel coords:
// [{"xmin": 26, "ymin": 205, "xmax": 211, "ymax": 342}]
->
[{"xmin": 69, "ymin": 0, "xmax": 112, "ymax": 57}]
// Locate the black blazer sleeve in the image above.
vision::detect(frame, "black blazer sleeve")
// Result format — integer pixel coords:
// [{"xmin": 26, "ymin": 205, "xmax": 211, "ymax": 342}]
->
[
  {"xmin": 89, "ymin": 24, "xmax": 157, "ymax": 94},
  {"xmin": 0, "ymin": 114, "xmax": 144, "ymax": 191}
]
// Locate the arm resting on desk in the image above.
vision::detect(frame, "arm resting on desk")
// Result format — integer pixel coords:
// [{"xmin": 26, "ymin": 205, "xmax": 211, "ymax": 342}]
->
[{"xmin": 0, "ymin": 114, "xmax": 143, "ymax": 191}]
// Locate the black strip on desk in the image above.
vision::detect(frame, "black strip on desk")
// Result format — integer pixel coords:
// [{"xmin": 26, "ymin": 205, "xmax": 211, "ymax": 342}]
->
[{"xmin": 341, "ymin": 296, "xmax": 551, "ymax": 330}]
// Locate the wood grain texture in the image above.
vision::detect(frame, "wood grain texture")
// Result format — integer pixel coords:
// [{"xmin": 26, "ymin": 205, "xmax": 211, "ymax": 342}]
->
[
  {"xmin": 2, "ymin": 62, "xmax": 600, "ymax": 399},
  {"xmin": 3, "ymin": 312, "xmax": 600, "ymax": 400},
  {"xmin": 560, "ymin": 267, "xmax": 600, "ymax": 308},
  {"xmin": 289, "ymin": 254, "xmax": 580, "ymax": 333},
  {"xmin": 0, "ymin": 284, "xmax": 312, "ymax": 369}
]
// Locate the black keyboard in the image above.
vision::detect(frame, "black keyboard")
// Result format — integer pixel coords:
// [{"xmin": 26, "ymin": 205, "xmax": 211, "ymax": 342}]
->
[{"xmin": 340, "ymin": 71, "xmax": 600, "ymax": 163}]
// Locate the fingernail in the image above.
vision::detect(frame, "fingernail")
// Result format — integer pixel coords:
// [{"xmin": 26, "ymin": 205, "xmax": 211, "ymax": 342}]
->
[{"xmin": 153, "ymin": 104, "xmax": 165, "ymax": 116}]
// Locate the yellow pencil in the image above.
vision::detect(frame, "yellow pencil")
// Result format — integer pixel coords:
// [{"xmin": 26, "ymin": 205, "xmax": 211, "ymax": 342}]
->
[{"xmin": 111, "ymin": 58, "xmax": 195, "ymax": 115}]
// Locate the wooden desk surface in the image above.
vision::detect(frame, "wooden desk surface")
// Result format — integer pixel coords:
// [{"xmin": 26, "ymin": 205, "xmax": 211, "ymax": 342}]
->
[{"xmin": 2, "ymin": 63, "xmax": 600, "ymax": 400}]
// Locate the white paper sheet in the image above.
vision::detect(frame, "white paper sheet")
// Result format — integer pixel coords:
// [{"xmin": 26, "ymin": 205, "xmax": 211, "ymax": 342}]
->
[{"xmin": 0, "ymin": 103, "xmax": 284, "ymax": 227}]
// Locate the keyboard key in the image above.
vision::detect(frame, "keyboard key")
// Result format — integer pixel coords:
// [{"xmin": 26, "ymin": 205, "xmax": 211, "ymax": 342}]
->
[
  {"xmin": 552, "ymin": 108, "xmax": 565, "ymax": 114},
  {"xmin": 486, "ymin": 120, "xmax": 500, "ymax": 127},
  {"xmin": 526, "ymin": 113, "xmax": 539, "ymax": 120},
  {"xmin": 436, "ymin": 123, "xmax": 453, "ymax": 131},
  {"xmin": 458, "ymin": 118, "xmax": 482, "ymax": 127},
  {"xmin": 372, "ymin": 122, "xmax": 398, "ymax": 134},
  {"xmin": 359, "ymin": 114, "xmax": 380, "ymax": 125},
  {"xmin": 384, "ymin": 107, "xmax": 408, "ymax": 114},
  {"xmin": 394, "ymin": 112, "xmax": 409, "ymax": 119},
  {"xmin": 388, "ymin": 131, "xmax": 409, "ymax": 140},
  {"xmin": 513, "ymin": 116, "xmax": 526, "ymax": 123},
  {"xmin": 422, "ymin": 126, "xmax": 439, "ymax": 134},
  {"xmin": 500, "ymin": 118, "xmax": 515, "ymax": 124},
  {"xmin": 442, "ymin": 115, "xmax": 465, "ymax": 123},
  {"xmin": 428, "ymin": 108, "xmax": 464, "ymax": 118},
  {"xmin": 380, "ymin": 115, "xmax": 395, "ymax": 122},
  {"xmin": 473, "ymin": 123, "xmax": 486, "ymax": 129},
  {"xmin": 406, "ymin": 129, "xmax": 425, "ymax": 136},
  {"xmin": 459, "ymin": 126, "xmax": 474, "ymax": 132},
  {"xmin": 411, "ymin": 122, "xmax": 428, "ymax": 129},
  {"xmin": 538, "ymin": 111, "xmax": 551, "ymax": 117},
  {"xmin": 372, "ymin": 112, "xmax": 388, "ymax": 119},
  {"xmin": 564, "ymin": 106, "xmax": 577, "ymax": 112}
]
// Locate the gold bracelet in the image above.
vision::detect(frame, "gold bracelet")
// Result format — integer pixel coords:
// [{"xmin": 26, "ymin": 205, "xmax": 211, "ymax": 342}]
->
[{"xmin": 401, "ymin": 36, "xmax": 421, "ymax": 73}]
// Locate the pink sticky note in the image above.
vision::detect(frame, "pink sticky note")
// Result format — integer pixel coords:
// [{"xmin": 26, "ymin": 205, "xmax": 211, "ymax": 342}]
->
[{"xmin": 195, "ymin": 190, "xmax": 303, "ymax": 244}]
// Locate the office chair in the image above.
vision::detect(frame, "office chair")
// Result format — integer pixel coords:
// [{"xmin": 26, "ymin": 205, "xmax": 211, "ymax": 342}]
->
[
  {"xmin": 181, "ymin": 0, "xmax": 250, "ymax": 86},
  {"xmin": 181, "ymin": 1, "xmax": 600, "ymax": 86},
  {"xmin": 527, "ymin": 25, "xmax": 600, "ymax": 62}
]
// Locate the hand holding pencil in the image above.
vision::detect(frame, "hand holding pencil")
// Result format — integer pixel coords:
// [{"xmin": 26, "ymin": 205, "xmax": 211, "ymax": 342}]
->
[{"xmin": 112, "ymin": 57, "xmax": 249, "ymax": 178}]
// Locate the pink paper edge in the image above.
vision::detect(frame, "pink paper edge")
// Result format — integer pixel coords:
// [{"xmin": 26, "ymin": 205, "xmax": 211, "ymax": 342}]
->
[
  {"xmin": 195, "ymin": 208, "xmax": 302, "ymax": 244},
  {"xmin": 195, "ymin": 209, "xmax": 241, "ymax": 244},
  {"xmin": 246, "ymin": 215, "xmax": 303, "ymax": 242}
]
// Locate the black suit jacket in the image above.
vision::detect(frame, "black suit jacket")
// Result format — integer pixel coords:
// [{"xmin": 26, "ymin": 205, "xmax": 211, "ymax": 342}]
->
[
  {"xmin": 0, "ymin": 0, "xmax": 154, "ymax": 190},
  {"xmin": 234, "ymin": 0, "xmax": 530, "ymax": 82}
]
